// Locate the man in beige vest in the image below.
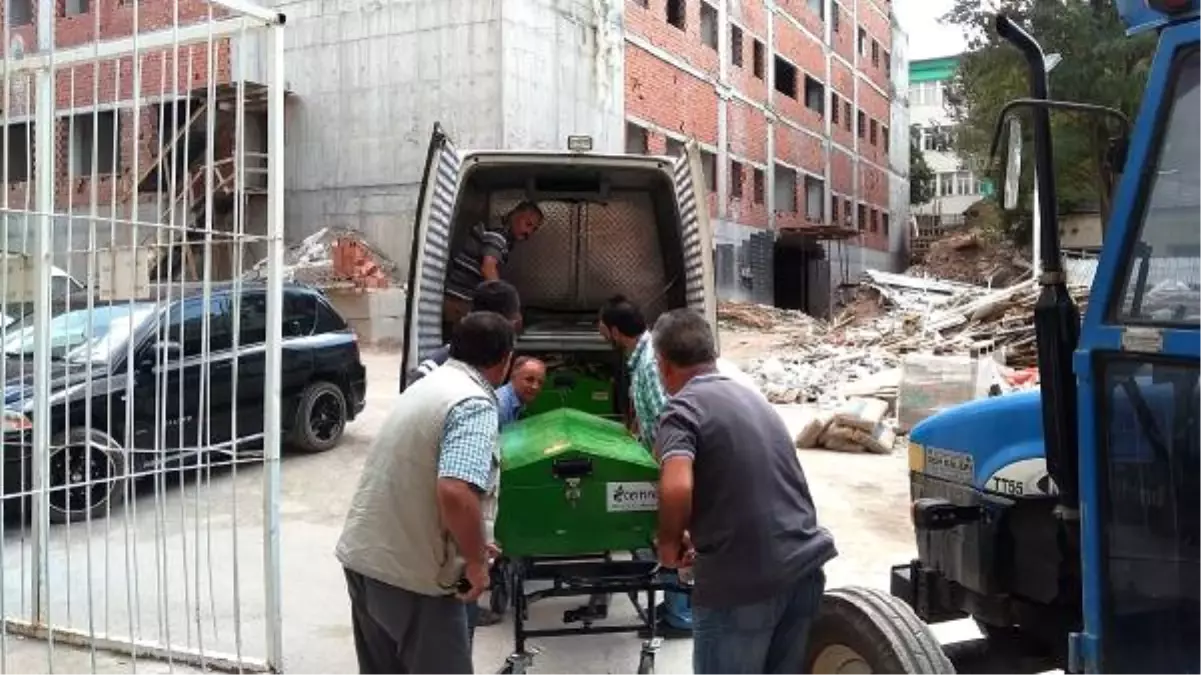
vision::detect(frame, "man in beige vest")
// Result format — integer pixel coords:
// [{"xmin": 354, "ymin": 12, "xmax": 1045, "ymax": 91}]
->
[{"xmin": 337, "ymin": 311, "xmax": 515, "ymax": 674}]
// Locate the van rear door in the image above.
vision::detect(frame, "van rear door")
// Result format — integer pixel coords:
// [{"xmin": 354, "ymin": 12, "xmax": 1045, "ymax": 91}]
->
[
  {"xmin": 400, "ymin": 124, "xmax": 462, "ymax": 389},
  {"xmin": 675, "ymin": 142, "xmax": 718, "ymax": 333}
]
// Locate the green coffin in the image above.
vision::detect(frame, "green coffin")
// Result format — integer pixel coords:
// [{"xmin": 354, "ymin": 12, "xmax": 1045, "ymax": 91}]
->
[{"xmin": 496, "ymin": 409, "xmax": 660, "ymax": 558}]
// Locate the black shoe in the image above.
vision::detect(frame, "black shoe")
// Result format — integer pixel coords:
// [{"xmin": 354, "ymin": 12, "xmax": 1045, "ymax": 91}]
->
[
  {"xmin": 637, "ymin": 615, "xmax": 693, "ymax": 639},
  {"xmin": 475, "ymin": 607, "xmax": 504, "ymax": 627}
]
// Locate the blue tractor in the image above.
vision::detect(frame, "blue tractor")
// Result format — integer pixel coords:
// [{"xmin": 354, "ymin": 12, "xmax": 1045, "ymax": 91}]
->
[{"xmin": 802, "ymin": 2, "xmax": 1199, "ymax": 673}]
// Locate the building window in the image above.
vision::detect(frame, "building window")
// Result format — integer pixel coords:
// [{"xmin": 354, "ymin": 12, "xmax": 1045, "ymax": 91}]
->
[
  {"xmin": 753, "ymin": 40, "xmax": 766, "ymax": 79},
  {"xmin": 831, "ymin": 195, "xmax": 840, "ymax": 223},
  {"xmin": 665, "ymin": 137, "xmax": 686, "ymax": 158},
  {"xmin": 869, "ymin": 119, "xmax": 878, "ymax": 146},
  {"xmin": 803, "ymin": 76, "xmax": 824, "ymax": 115},
  {"xmin": 858, "ymin": 27, "xmax": 867, "ymax": 58},
  {"xmin": 752, "ymin": 167, "xmax": 765, "ymax": 203},
  {"xmin": 774, "ymin": 164, "xmax": 797, "ymax": 212},
  {"xmin": 857, "ymin": 110, "xmax": 866, "ymax": 139},
  {"xmin": 844, "ymin": 101, "xmax": 852, "ymax": 131},
  {"xmin": 8, "ymin": 0, "xmax": 32, "ymax": 25},
  {"xmin": 730, "ymin": 160, "xmax": 744, "ymax": 198},
  {"xmin": 882, "ymin": 212, "xmax": 890, "ymax": 236},
  {"xmin": 843, "ymin": 198, "xmax": 852, "ymax": 225},
  {"xmin": 939, "ymin": 172, "xmax": 955, "ymax": 197},
  {"xmin": 701, "ymin": 149, "xmax": 717, "ymax": 192},
  {"xmin": 666, "ymin": 0, "xmax": 685, "ymax": 30},
  {"xmin": 633, "ymin": 0, "xmax": 647, "ymax": 6},
  {"xmin": 625, "ymin": 122, "xmax": 648, "ymax": 155},
  {"xmin": 774, "ymin": 58, "xmax": 798, "ymax": 98},
  {"xmin": 803, "ymin": 175, "xmax": 824, "ymax": 222},
  {"xmin": 884, "ymin": 50, "xmax": 891, "ymax": 73},
  {"xmin": 730, "ymin": 25, "xmax": 744, "ymax": 67},
  {"xmin": 871, "ymin": 39, "xmax": 880, "ymax": 68},
  {"xmin": 2, "ymin": 122, "xmax": 32, "ymax": 183},
  {"xmin": 831, "ymin": 94, "xmax": 840, "ymax": 125},
  {"xmin": 956, "ymin": 171, "xmax": 975, "ymax": 196},
  {"xmin": 700, "ymin": 2, "xmax": 718, "ymax": 49},
  {"xmin": 857, "ymin": 203, "xmax": 866, "ymax": 230},
  {"xmin": 869, "ymin": 209, "xmax": 878, "ymax": 232},
  {"xmin": 831, "ymin": 3, "xmax": 841, "ymax": 33},
  {"xmin": 882, "ymin": 125, "xmax": 890, "ymax": 151},
  {"xmin": 806, "ymin": 0, "xmax": 823, "ymax": 20},
  {"xmin": 71, "ymin": 111, "xmax": 120, "ymax": 176},
  {"xmin": 64, "ymin": 0, "xmax": 89, "ymax": 14}
]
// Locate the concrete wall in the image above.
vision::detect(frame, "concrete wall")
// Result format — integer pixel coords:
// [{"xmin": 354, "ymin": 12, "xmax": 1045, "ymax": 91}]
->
[{"xmin": 274, "ymin": 0, "xmax": 624, "ymax": 272}]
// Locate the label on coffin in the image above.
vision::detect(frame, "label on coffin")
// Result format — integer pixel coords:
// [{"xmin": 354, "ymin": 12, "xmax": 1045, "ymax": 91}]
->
[{"xmin": 606, "ymin": 481, "xmax": 658, "ymax": 512}]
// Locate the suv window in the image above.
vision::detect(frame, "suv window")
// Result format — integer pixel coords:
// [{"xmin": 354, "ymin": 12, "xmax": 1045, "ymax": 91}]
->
[
  {"xmin": 314, "ymin": 296, "xmax": 348, "ymax": 334},
  {"xmin": 284, "ymin": 291, "xmax": 317, "ymax": 338},
  {"xmin": 164, "ymin": 295, "xmax": 234, "ymax": 356},
  {"xmin": 238, "ymin": 291, "xmax": 269, "ymax": 346}
]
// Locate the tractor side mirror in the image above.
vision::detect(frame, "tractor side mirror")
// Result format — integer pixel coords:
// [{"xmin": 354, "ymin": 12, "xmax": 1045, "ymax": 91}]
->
[{"xmin": 1003, "ymin": 117, "xmax": 1023, "ymax": 211}]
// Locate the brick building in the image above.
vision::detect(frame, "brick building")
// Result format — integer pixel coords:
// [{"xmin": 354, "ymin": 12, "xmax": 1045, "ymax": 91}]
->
[
  {"xmin": 1, "ymin": 0, "xmax": 908, "ymax": 318},
  {"xmin": 0, "ymin": 0, "xmax": 267, "ymax": 281},
  {"xmin": 623, "ymin": 0, "xmax": 907, "ymax": 313}
]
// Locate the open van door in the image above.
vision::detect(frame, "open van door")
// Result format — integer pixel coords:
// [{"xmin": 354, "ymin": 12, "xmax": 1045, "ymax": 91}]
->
[
  {"xmin": 400, "ymin": 123, "xmax": 463, "ymax": 390},
  {"xmin": 675, "ymin": 142, "xmax": 719, "ymax": 336}
]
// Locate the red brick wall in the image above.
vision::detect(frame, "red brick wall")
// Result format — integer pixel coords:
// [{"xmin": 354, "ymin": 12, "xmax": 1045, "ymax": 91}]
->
[
  {"xmin": 624, "ymin": 0, "xmax": 899, "ymax": 247},
  {"xmin": 0, "ymin": 0, "xmax": 235, "ymax": 209},
  {"xmin": 627, "ymin": 44, "xmax": 719, "ymax": 145}
]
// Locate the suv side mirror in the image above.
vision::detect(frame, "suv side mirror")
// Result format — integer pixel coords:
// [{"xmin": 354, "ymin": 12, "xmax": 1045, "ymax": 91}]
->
[{"xmin": 139, "ymin": 340, "xmax": 183, "ymax": 370}]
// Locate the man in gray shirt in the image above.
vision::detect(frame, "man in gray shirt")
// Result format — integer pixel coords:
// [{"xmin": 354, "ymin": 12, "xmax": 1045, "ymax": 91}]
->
[{"xmin": 651, "ymin": 308, "xmax": 837, "ymax": 674}]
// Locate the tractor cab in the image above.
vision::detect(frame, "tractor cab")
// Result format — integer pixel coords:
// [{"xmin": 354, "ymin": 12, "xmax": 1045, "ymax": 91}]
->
[{"xmin": 802, "ymin": 2, "xmax": 1200, "ymax": 673}]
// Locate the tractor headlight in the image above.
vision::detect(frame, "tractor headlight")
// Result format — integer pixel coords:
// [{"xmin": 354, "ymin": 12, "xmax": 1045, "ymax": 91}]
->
[{"xmin": 0, "ymin": 410, "xmax": 32, "ymax": 433}]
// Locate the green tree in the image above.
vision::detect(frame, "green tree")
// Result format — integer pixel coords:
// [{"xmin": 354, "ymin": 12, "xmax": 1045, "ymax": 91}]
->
[
  {"xmin": 910, "ymin": 134, "xmax": 936, "ymax": 206},
  {"xmin": 942, "ymin": 0, "xmax": 1155, "ymax": 230}
]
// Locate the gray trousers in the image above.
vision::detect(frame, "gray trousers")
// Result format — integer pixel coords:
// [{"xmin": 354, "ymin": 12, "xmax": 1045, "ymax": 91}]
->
[{"xmin": 344, "ymin": 568, "xmax": 473, "ymax": 674}]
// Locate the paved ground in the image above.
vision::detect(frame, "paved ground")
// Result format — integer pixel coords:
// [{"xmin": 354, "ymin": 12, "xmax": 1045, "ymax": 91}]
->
[{"xmin": 1, "ymin": 346, "xmax": 981, "ymax": 673}]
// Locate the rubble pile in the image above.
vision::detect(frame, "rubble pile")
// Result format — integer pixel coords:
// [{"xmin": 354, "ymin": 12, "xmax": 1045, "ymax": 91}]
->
[
  {"xmin": 908, "ymin": 229, "xmax": 1030, "ymax": 287},
  {"xmin": 718, "ymin": 301, "xmax": 822, "ymax": 334},
  {"xmin": 245, "ymin": 227, "xmax": 403, "ymax": 290},
  {"xmin": 734, "ymin": 268, "xmax": 1091, "ymax": 453}
]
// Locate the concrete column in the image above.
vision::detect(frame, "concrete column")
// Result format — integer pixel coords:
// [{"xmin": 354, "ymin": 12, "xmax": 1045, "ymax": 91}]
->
[
  {"xmin": 717, "ymin": 0, "xmax": 730, "ymax": 219},
  {"xmin": 765, "ymin": 0, "xmax": 776, "ymax": 230}
]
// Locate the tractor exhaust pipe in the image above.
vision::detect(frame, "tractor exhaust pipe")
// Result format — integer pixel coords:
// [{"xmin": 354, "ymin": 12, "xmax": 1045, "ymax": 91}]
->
[{"xmin": 995, "ymin": 14, "xmax": 1082, "ymax": 515}]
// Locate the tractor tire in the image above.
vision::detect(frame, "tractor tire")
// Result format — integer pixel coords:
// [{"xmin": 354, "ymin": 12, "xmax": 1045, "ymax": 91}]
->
[{"xmin": 805, "ymin": 586, "xmax": 955, "ymax": 674}]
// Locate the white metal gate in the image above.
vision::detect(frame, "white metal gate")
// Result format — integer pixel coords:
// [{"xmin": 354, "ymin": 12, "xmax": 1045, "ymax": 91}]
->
[{"xmin": 0, "ymin": 0, "xmax": 285, "ymax": 671}]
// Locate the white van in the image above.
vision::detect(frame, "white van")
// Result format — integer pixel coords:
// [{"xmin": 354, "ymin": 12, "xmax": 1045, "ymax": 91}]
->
[{"xmin": 400, "ymin": 125, "xmax": 720, "ymax": 407}]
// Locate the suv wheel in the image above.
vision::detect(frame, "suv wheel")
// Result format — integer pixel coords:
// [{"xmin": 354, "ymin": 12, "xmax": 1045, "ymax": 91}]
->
[
  {"xmin": 289, "ymin": 381, "xmax": 348, "ymax": 453},
  {"xmin": 48, "ymin": 429, "xmax": 127, "ymax": 524}
]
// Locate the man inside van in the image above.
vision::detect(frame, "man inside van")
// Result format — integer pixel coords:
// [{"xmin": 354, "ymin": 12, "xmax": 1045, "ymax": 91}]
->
[
  {"xmin": 443, "ymin": 201, "xmax": 544, "ymax": 330},
  {"xmin": 403, "ymin": 279, "xmax": 522, "ymax": 392},
  {"xmin": 597, "ymin": 295, "xmax": 694, "ymax": 638},
  {"xmin": 338, "ymin": 311, "xmax": 514, "ymax": 674}
]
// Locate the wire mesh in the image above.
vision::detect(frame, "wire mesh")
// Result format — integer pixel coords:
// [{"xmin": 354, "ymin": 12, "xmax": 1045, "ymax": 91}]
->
[{"xmin": 0, "ymin": 1, "xmax": 283, "ymax": 672}]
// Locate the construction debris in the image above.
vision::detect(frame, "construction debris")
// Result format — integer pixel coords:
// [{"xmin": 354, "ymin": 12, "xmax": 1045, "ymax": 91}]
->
[
  {"xmin": 731, "ymin": 266, "xmax": 1093, "ymax": 450},
  {"xmin": 245, "ymin": 227, "xmax": 403, "ymax": 290}
]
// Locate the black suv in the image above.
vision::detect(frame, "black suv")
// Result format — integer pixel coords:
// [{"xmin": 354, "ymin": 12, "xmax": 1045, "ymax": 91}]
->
[{"xmin": 0, "ymin": 282, "xmax": 367, "ymax": 523}]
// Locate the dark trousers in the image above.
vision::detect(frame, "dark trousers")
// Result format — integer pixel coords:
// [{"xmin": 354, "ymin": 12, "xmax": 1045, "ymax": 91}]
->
[
  {"xmin": 344, "ymin": 568, "xmax": 473, "ymax": 674},
  {"xmin": 692, "ymin": 569, "xmax": 826, "ymax": 674}
]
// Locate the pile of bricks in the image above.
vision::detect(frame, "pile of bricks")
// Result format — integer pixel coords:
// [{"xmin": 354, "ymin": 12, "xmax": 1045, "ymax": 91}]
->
[{"xmin": 331, "ymin": 236, "xmax": 393, "ymax": 289}]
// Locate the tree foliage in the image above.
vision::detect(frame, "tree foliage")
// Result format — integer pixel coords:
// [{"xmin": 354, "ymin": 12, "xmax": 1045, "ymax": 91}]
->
[
  {"xmin": 910, "ymin": 136, "xmax": 936, "ymax": 206},
  {"xmin": 942, "ymin": 0, "xmax": 1156, "ymax": 233}
]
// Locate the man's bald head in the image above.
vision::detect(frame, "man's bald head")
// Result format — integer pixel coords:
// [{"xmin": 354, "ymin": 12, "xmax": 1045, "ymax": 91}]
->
[{"xmin": 510, "ymin": 356, "xmax": 546, "ymax": 404}]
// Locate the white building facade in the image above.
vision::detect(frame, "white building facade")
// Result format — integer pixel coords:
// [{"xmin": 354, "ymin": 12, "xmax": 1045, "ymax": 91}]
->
[{"xmin": 908, "ymin": 55, "xmax": 989, "ymax": 226}]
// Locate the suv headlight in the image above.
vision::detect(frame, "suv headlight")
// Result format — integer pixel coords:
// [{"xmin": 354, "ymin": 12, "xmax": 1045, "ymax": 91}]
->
[{"xmin": 0, "ymin": 410, "xmax": 31, "ymax": 433}]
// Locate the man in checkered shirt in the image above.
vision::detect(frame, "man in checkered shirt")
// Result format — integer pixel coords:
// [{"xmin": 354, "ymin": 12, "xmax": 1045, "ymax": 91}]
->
[
  {"xmin": 597, "ymin": 295, "xmax": 693, "ymax": 637},
  {"xmin": 337, "ymin": 312, "xmax": 514, "ymax": 673}
]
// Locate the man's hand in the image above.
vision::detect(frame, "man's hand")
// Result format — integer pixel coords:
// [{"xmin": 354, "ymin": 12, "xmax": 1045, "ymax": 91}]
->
[
  {"xmin": 486, "ymin": 543, "xmax": 502, "ymax": 562},
  {"xmin": 656, "ymin": 531, "xmax": 695, "ymax": 569},
  {"xmin": 459, "ymin": 560, "xmax": 490, "ymax": 603}
]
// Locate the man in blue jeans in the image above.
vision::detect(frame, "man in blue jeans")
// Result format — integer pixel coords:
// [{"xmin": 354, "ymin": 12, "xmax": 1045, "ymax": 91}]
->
[
  {"xmin": 598, "ymin": 295, "xmax": 692, "ymax": 637},
  {"xmin": 650, "ymin": 309, "xmax": 837, "ymax": 673}
]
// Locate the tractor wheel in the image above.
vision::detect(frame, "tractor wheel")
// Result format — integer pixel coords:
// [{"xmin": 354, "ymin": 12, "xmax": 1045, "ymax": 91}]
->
[{"xmin": 805, "ymin": 586, "xmax": 955, "ymax": 674}]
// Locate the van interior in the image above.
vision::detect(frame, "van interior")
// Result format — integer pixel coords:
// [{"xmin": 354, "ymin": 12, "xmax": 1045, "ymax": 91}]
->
[{"xmin": 446, "ymin": 161, "xmax": 688, "ymax": 421}]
